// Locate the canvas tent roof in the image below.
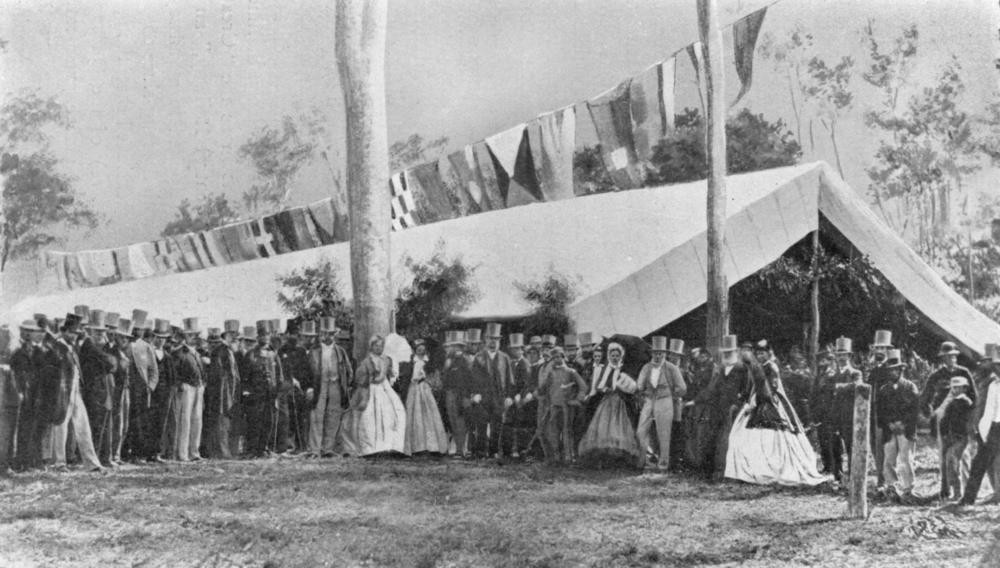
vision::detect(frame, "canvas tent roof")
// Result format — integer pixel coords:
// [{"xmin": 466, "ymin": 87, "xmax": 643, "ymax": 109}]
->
[{"xmin": 8, "ymin": 161, "xmax": 999, "ymax": 355}]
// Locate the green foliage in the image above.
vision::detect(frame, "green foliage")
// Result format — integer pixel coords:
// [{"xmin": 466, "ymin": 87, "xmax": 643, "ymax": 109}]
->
[
  {"xmin": 389, "ymin": 134, "xmax": 449, "ymax": 172},
  {"xmin": 394, "ymin": 240, "xmax": 480, "ymax": 340},
  {"xmin": 239, "ymin": 116, "xmax": 315, "ymax": 215},
  {"xmin": 515, "ymin": 269, "xmax": 581, "ymax": 338},
  {"xmin": 161, "ymin": 193, "xmax": 240, "ymax": 237},
  {"xmin": 0, "ymin": 91, "xmax": 99, "ymax": 269},
  {"xmin": 572, "ymin": 145, "xmax": 616, "ymax": 195},
  {"xmin": 644, "ymin": 108, "xmax": 802, "ymax": 185},
  {"xmin": 276, "ymin": 257, "xmax": 352, "ymax": 331}
]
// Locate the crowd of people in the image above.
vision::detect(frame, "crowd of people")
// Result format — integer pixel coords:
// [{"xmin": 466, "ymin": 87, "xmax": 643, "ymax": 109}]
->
[{"xmin": 0, "ymin": 306, "xmax": 998, "ymax": 508}]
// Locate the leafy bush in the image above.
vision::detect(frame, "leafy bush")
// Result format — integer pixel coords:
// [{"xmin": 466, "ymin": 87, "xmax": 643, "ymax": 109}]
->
[
  {"xmin": 515, "ymin": 268, "xmax": 581, "ymax": 338},
  {"xmin": 275, "ymin": 256, "xmax": 353, "ymax": 331},
  {"xmin": 395, "ymin": 240, "xmax": 480, "ymax": 340}
]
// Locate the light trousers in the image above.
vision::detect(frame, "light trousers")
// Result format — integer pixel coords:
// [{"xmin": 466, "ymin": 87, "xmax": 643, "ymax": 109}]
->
[
  {"xmin": 174, "ymin": 383, "xmax": 205, "ymax": 461},
  {"xmin": 883, "ymin": 434, "xmax": 915, "ymax": 493},
  {"xmin": 48, "ymin": 377, "xmax": 102, "ymax": 469},
  {"xmin": 638, "ymin": 397, "xmax": 674, "ymax": 468},
  {"xmin": 309, "ymin": 379, "xmax": 345, "ymax": 454}
]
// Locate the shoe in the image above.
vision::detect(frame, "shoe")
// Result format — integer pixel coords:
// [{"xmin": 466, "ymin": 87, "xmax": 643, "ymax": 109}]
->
[
  {"xmin": 191, "ymin": 455, "xmax": 203, "ymax": 462},
  {"xmin": 511, "ymin": 451, "xmax": 520, "ymax": 459}
]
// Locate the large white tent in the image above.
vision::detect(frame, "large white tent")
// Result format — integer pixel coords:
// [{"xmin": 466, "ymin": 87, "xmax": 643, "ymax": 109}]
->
[{"xmin": 7, "ymin": 162, "xmax": 999, "ymax": 354}]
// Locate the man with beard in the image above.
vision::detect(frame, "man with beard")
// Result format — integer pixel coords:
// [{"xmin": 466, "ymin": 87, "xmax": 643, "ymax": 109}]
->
[
  {"xmin": 127, "ymin": 312, "xmax": 159, "ymax": 463},
  {"xmin": 921, "ymin": 341, "xmax": 975, "ymax": 500},
  {"xmin": 79, "ymin": 310, "xmax": 117, "ymax": 467},
  {"xmin": 816, "ymin": 337, "xmax": 863, "ymax": 486},
  {"xmin": 865, "ymin": 330, "xmax": 894, "ymax": 490},
  {"xmin": 242, "ymin": 321, "xmax": 283, "ymax": 458},
  {"xmin": 442, "ymin": 331, "xmax": 471, "ymax": 458},
  {"xmin": 683, "ymin": 347, "xmax": 717, "ymax": 472},
  {"xmin": 469, "ymin": 323, "xmax": 514, "ymax": 458},
  {"xmin": 307, "ymin": 317, "xmax": 353, "ymax": 458},
  {"xmin": 692, "ymin": 335, "xmax": 751, "ymax": 480},
  {"xmin": 507, "ymin": 334, "xmax": 531, "ymax": 459},
  {"xmin": 278, "ymin": 320, "xmax": 314, "ymax": 454},
  {"xmin": 204, "ymin": 324, "xmax": 241, "ymax": 459}
]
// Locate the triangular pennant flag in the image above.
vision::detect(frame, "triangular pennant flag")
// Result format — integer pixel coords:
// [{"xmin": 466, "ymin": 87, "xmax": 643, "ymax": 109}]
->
[
  {"xmin": 527, "ymin": 106, "xmax": 576, "ymax": 202},
  {"xmin": 586, "ymin": 79, "xmax": 644, "ymax": 190},
  {"xmin": 128, "ymin": 243, "xmax": 157, "ymax": 278},
  {"xmin": 440, "ymin": 151, "xmax": 481, "ymax": 217},
  {"xmin": 472, "ymin": 141, "xmax": 505, "ymax": 210},
  {"xmin": 659, "ymin": 57, "xmax": 677, "ymax": 135},
  {"xmin": 687, "ymin": 42, "xmax": 707, "ymax": 116},
  {"xmin": 732, "ymin": 7, "xmax": 768, "ymax": 107},
  {"xmin": 629, "ymin": 67, "xmax": 661, "ymax": 164},
  {"xmin": 485, "ymin": 123, "xmax": 527, "ymax": 181},
  {"xmin": 306, "ymin": 198, "xmax": 338, "ymax": 245}
]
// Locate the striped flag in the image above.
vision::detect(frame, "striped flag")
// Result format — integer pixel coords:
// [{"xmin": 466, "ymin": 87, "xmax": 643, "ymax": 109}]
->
[{"xmin": 390, "ymin": 172, "xmax": 417, "ymax": 232}]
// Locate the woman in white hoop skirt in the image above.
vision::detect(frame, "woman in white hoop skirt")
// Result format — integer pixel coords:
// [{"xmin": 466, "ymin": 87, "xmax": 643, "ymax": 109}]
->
[
  {"xmin": 351, "ymin": 335, "xmax": 408, "ymax": 457},
  {"xmin": 726, "ymin": 342, "xmax": 826, "ymax": 486}
]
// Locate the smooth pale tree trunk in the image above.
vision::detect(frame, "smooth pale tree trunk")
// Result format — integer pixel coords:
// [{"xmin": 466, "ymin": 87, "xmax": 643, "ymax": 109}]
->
[
  {"xmin": 336, "ymin": 0, "xmax": 391, "ymax": 361},
  {"xmin": 698, "ymin": 0, "xmax": 729, "ymax": 357}
]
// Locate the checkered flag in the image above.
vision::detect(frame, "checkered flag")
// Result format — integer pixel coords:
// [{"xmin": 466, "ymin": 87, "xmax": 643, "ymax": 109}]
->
[{"xmin": 390, "ymin": 172, "xmax": 417, "ymax": 232}]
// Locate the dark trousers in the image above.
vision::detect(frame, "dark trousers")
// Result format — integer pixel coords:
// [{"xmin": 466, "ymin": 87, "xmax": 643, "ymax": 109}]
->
[
  {"xmin": 466, "ymin": 404, "xmax": 497, "ymax": 458},
  {"xmin": 150, "ymin": 384, "xmax": 174, "ymax": 458},
  {"xmin": 15, "ymin": 399, "xmax": 46, "ymax": 470},
  {"xmin": 88, "ymin": 405, "xmax": 113, "ymax": 466},
  {"xmin": 819, "ymin": 423, "xmax": 848, "ymax": 480},
  {"xmin": 0, "ymin": 404, "xmax": 18, "ymax": 469},
  {"xmin": 706, "ymin": 406, "xmax": 737, "ymax": 477},
  {"xmin": 669, "ymin": 419, "xmax": 686, "ymax": 470},
  {"xmin": 244, "ymin": 397, "xmax": 275, "ymax": 456},
  {"xmin": 962, "ymin": 423, "xmax": 1000, "ymax": 505},
  {"xmin": 126, "ymin": 386, "xmax": 154, "ymax": 460},
  {"xmin": 275, "ymin": 390, "xmax": 293, "ymax": 453}
]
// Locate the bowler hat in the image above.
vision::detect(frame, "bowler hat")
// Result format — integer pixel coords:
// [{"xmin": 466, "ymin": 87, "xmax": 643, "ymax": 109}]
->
[
  {"xmin": 872, "ymin": 330, "xmax": 893, "ymax": 348},
  {"xmin": 650, "ymin": 336, "xmax": 668, "ymax": 352},
  {"xmin": 937, "ymin": 341, "xmax": 960, "ymax": 357}
]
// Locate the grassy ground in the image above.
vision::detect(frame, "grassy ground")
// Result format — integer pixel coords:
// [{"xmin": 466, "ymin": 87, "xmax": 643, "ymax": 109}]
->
[{"xmin": 0, "ymin": 435, "xmax": 998, "ymax": 568}]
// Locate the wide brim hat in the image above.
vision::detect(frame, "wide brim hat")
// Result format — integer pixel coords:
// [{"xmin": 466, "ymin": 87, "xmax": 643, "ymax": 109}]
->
[{"xmin": 937, "ymin": 341, "xmax": 960, "ymax": 357}]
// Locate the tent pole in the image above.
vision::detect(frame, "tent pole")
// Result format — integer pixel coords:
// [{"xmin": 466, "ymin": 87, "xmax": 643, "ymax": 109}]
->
[
  {"xmin": 698, "ymin": 0, "xmax": 729, "ymax": 359},
  {"xmin": 810, "ymin": 229, "xmax": 820, "ymax": 377}
]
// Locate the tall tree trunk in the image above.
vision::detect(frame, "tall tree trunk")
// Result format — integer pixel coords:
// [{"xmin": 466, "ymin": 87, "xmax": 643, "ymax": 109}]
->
[
  {"xmin": 698, "ymin": 0, "xmax": 729, "ymax": 358},
  {"xmin": 336, "ymin": 0, "xmax": 391, "ymax": 362},
  {"xmin": 786, "ymin": 70, "xmax": 802, "ymax": 147},
  {"xmin": 937, "ymin": 184, "xmax": 950, "ymax": 232}
]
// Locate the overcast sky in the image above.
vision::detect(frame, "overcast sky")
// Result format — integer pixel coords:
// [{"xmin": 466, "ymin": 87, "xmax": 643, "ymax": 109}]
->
[{"xmin": 0, "ymin": 0, "xmax": 996, "ymax": 253}]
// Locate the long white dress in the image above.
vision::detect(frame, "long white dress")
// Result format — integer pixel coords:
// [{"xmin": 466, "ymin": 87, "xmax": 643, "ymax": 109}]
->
[
  {"xmin": 726, "ymin": 369, "xmax": 826, "ymax": 486},
  {"xmin": 356, "ymin": 357, "xmax": 408, "ymax": 457},
  {"xmin": 403, "ymin": 357, "xmax": 449, "ymax": 454}
]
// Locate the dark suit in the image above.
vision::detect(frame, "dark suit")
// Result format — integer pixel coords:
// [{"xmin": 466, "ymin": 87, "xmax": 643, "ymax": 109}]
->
[
  {"xmin": 79, "ymin": 338, "xmax": 116, "ymax": 465},
  {"xmin": 11, "ymin": 344, "xmax": 47, "ymax": 469},
  {"xmin": 241, "ymin": 345, "xmax": 282, "ymax": 456},
  {"xmin": 279, "ymin": 344, "xmax": 313, "ymax": 452},
  {"xmin": 694, "ymin": 362, "xmax": 751, "ymax": 477},
  {"xmin": 204, "ymin": 343, "xmax": 240, "ymax": 458},
  {"xmin": 48, "ymin": 338, "xmax": 101, "ymax": 468},
  {"xmin": 469, "ymin": 350, "xmax": 515, "ymax": 457},
  {"xmin": 442, "ymin": 354, "xmax": 472, "ymax": 456}
]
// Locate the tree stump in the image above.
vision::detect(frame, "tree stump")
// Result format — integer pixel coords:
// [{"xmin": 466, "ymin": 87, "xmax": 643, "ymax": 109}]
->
[{"xmin": 848, "ymin": 383, "xmax": 871, "ymax": 519}]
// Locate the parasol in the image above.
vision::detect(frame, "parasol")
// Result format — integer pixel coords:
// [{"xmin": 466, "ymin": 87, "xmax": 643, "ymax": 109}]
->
[
  {"xmin": 599, "ymin": 334, "xmax": 652, "ymax": 378},
  {"xmin": 384, "ymin": 332, "xmax": 413, "ymax": 378}
]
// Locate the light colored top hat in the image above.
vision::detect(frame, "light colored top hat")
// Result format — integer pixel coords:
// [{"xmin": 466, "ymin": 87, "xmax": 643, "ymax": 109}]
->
[
  {"xmin": 650, "ymin": 336, "xmax": 668, "ymax": 352},
  {"xmin": 105, "ymin": 312, "xmax": 120, "ymax": 330},
  {"xmin": 132, "ymin": 309, "xmax": 150, "ymax": 329},
  {"xmin": 182, "ymin": 317, "xmax": 200, "ymax": 335},
  {"xmin": 116, "ymin": 318, "xmax": 134, "ymax": 337},
  {"xmin": 445, "ymin": 330, "xmax": 467, "ymax": 346},
  {"xmin": 720, "ymin": 334, "xmax": 738, "ymax": 352},
  {"xmin": 835, "ymin": 337, "xmax": 853, "ymax": 354},
  {"xmin": 872, "ymin": 330, "xmax": 893, "ymax": 348},
  {"xmin": 86, "ymin": 309, "xmax": 107, "ymax": 329},
  {"xmin": 564, "ymin": 334, "xmax": 579, "ymax": 348},
  {"xmin": 466, "ymin": 328, "xmax": 483, "ymax": 343},
  {"xmin": 885, "ymin": 348, "xmax": 907, "ymax": 368},
  {"xmin": 319, "ymin": 317, "xmax": 337, "ymax": 334},
  {"xmin": 240, "ymin": 326, "xmax": 256, "ymax": 340},
  {"xmin": 577, "ymin": 332, "xmax": 594, "ymax": 347},
  {"xmin": 508, "ymin": 333, "xmax": 525, "ymax": 348},
  {"xmin": 299, "ymin": 321, "xmax": 318, "ymax": 336},
  {"xmin": 19, "ymin": 319, "xmax": 43, "ymax": 333},
  {"xmin": 937, "ymin": 341, "xmax": 960, "ymax": 357},
  {"xmin": 74, "ymin": 305, "xmax": 91, "ymax": 324},
  {"xmin": 153, "ymin": 319, "xmax": 172, "ymax": 337},
  {"xmin": 668, "ymin": 338, "xmax": 685, "ymax": 356},
  {"xmin": 224, "ymin": 319, "xmax": 241, "ymax": 334},
  {"xmin": 485, "ymin": 322, "xmax": 502, "ymax": 338},
  {"xmin": 541, "ymin": 334, "xmax": 557, "ymax": 346}
]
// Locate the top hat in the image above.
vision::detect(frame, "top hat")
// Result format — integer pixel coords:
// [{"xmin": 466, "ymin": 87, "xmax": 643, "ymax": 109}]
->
[
  {"xmin": 720, "ymin": 334, "xmax": 738, "ymax": 352},
  {"xmin": 63, "ymin": 313, "xmax": 83, "ymax": 332},
  {"xmin": 466, "ymin": 329, "xmax": 483, "ymax": 343},
  {"xmin": 564, "ymin": 334, "xmax": 579, "ymax": 348},
  {"xmin": 105, "ymin": 312, "xmax": 120, "ymax": 330},
  {"xmin": 73, "ymin": 305, "xmax": 91, "ymax": 325},
  {"xmin": 650, "ymin": 336, "xmax": 668, "ymax": 352},
  {"xmin": 835, "ymin": 337, "xmax": 853, "ymax": 354},
  {"xmin": 444, "ymin": 330, "xmax": 466, "ymax": 346},
  {"xmin": 319, "ymin": 317, "xmax": 337, "ymax": 334},
  {"xmin": 207, "ymin": 327, "xmax": 223, "ymax": 341},
  {"xmin": 19, "ymin": 319, "xmax": 43, "ymax": 333},
  {"xmin": 668, "ymin": 338, "xmax": 685, "ymax": 356},
  {"xmin": 182, "ymin": 317, "xmax": 200, "ymax": 335},
  {"xmin": 256, "ymin": 320, "xmax": 270, "ymax": 335},
  {"xmin": 153, "ymin": 319, "xmax": 172, "ymax": 338},
  {"xmin": 885, "ymin": 349, "xmax": 907, "ymax": 368},
  {"xmin": 268, "ymin": 319, "xmax": 281, "ymax": 335},
  {"xmin": 224, "ymin": 319, "xmax": 241, "ymax": 335},
  {"xmin": 872, "ymin": 330, "xmax": 893, "ymax": 348},
  {"xmin": 484, "ymin": 323, "xmax": 502, "ymax": 339},
  {"xmin": 577, "ymin": 332, "xmax": 594, "ymax": 347},
  {"xmin": 116, "ymin": 318, "xmax": 134, "ymax": 337},
  {"xmin": 285, "ymin": 319, "xmax": 300, "ymax": 336},
  {"xmin": 86, "ymin": 310, "xmax": 107, "ymax": 329},
  {"xmin": 937, "ymin": 341, "xmax": 960, "ymax": 357},
  {"xmin": 550, "ymin": 346, "xmax": 566, "ymax": 358},
  {"xmin": 949, "ymin": 376, "xmax": 969, "ymax": 388},
  {"xmin": 132, "ymin": 309, "xmax": 150, "ymax": 329},
  {"xmin": 299, "ymin": 321, "xmax": 318, "ymax": 336},
  {"xmin": 240, "ymin": 326, "xmax": 256, "ymax": 340},
  {"xmin": 754, "ymin": 339, "xmax": 771, "ymax": 352},
  {"xmin": 508, "ymin": 333, "xmax": 525, "ymax": 348},
  {"xmin": 529, "ymin": 336, "xmax": 542, "ymax": 346},
  {"xmin": 541, "ymin": 334, "xmax": 557, "ymax": 346}
]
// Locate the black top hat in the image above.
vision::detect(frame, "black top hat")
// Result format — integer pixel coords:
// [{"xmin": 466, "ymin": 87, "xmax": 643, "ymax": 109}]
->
[{"xmin": 63, "ymin": 313, "xmax": 83, "ymax": 332}]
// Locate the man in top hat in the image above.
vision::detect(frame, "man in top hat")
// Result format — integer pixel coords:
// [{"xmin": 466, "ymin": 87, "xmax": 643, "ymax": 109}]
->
[
  {"xmin": 540, "ymin": 335, "xmax": 557, "ymax": 361},
  {"xmin": 866, "ymin": 330, "xmax": 895, "ymax": 489},
  {"xmin": 442, "ymin": 331, "xmax": 471, "ymax": 458},
  {"xmin": 665, "ymin": 338, "xmax": 691, "ymax": 470},
  {"xmin": 201, "ymin": 325, "xmax": 240, "ymax": 459},
  {"xmin": 149, "ymin": 318, "xmax": 177, "ymax": 461},
  {"xmin": 307, "ymin": 317, "xmax": 354, "ymax": 458},
  {"xmin": 48, "ymin": 313, "xmax": 104, "ymax": 472},
  {"xmin": 814, "ymin": 337, "xmax": 863, "ymax": 485},
  {"xmin": 125, "ymin": 313, "xmax": 159, "ymax": 463},
  {"xmin": 242, "ymin": 320, "xmax": 285, "ymax": 458},
  {"xmin": 529, "ymin": 336, "xmax": 543, "ymax": 353},
  {"xmin": 635, "ymin": 337, "xmax": 687, "ymax": 470},
  {"xmin": 684, "ymin": 347, "xmax": 717, "ymax": 471},
  {"xmin": 108, "ymin": 316, "xmax": 134, "ymax": 464},
  {"xmin": 962, "ymin": 344, "xmax": 1000, "ymax": 503},
  {"xmin": 469, "ymin": 323, "xmax": 515, "ymax": 458},
  {"xmin": 921, "ymin": 341, "xmax": 975, "ymax": 499},
  {"xmin": 10, "ymin": 318, "xmax": 51, "ymax": 470},
  {"xmin": 78, "ymin": 310, "xmax": 117, "ymax": 467},
  {"xmin": 507, "ymin": 333, "xmax": 532, "ymax": 458},
  {"xmin": 171, "ymin": 318, "xmax": 206, "ymax": 462},
  {"xmin": 466, "ymin": 328, "xmax": 483, "ymax": 360},
  {"xmin": 537, "ymin": 346, "xmax": 588, "ymax": 463},
  {"xmin": 875, "ymin": 349, "xmax": 920, "ymax": 504},
  {"xmin": 277, "ymin": 319, "xmax": 314, "ymax": 454},
  {"xmin": 691, "ymin": 334, "xmax": 751, "ymax": 479}
]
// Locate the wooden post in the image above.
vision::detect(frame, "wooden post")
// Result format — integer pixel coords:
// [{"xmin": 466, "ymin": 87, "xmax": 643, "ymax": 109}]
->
[
  {"xmin": 336, "ymin": 0, "xmax": 391, "ymax": 362},
  {"xmin": 698, "ymin": 0, "xmax": 729, "ymax": 358},
  {"xmin": 809, "ymin": 230, "xmax": 821, "ymax": 377},
  {"xmin": 848, "ymin": 383, "xmax": 871, "ymax": 519}
]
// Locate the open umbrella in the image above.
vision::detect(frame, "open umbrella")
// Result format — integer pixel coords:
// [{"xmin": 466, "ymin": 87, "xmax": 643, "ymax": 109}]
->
[
  {"xmin": 600, "ymin": 334, "xmax": 652, "ymax": 378},
  {"xmin": 384, "ymin": 332, "xmax": 413, "ymax": 378}
]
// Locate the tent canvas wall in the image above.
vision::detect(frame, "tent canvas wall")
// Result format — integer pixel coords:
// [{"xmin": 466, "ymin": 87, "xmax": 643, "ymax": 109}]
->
[{"xmin": 8, "ymin": 162, "xmax": 998, "ymax": 356}]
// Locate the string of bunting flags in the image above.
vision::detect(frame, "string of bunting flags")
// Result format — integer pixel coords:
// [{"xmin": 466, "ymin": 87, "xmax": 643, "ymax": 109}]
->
[{"xmin": 43, "ymin": 3, "xmax": 772, "ymax": 291}]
